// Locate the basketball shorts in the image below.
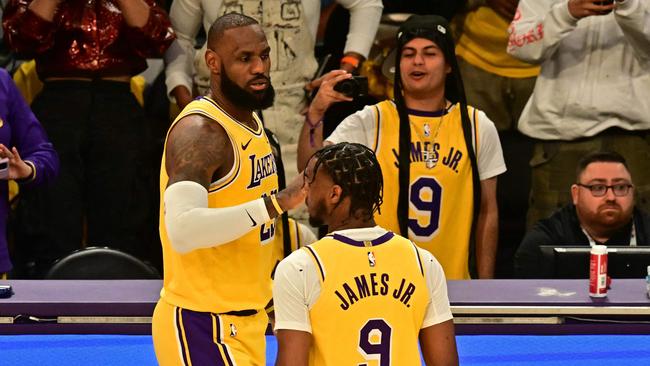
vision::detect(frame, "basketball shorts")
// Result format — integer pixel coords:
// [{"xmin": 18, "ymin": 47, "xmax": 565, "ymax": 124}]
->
[{"xmin": 152, "ymin": 299, "xmax": 268, "ymax": 366}]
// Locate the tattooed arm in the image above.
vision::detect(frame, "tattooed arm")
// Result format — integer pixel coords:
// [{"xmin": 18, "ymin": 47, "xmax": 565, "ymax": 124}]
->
[
  {"xmin": 165, "ymin": 114, "xmax": 231, "ymax": 189},
  {"xmin": 163, "ymin": 114, "xmax": 306, "ymax": 253}
]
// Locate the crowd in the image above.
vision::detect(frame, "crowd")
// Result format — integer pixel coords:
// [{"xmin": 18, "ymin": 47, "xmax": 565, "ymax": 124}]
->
[
  {"xmin": 0, "ymin": 0, "xmax": 647, "ymax": 364},
  {"xmin": 0, "ymin": 0, "xmax": 646, "ymax": 280}
]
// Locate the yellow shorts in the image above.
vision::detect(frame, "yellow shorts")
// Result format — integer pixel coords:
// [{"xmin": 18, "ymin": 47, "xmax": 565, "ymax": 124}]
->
[{"xmin": 152, "ymin": 299, "xmax": 269, "ymax": 366}]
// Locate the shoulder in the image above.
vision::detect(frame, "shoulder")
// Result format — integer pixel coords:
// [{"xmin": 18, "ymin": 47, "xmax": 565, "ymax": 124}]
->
[
  {"xmin": 275, "ymin": 248, "xmax": 321, "ymax": 289},
  {"xmin": 415, "ymin": 247, "xmax": 444, "ymax": 276},
  {"xmin": 327, "ymin": 104, "xmax": 381, "ymax": 146},
  {"xmin": 464, "ymin": 105, "xmax": 506, "ymax": 178},
  {"xmin": 165, "ymin": 113, "xmax": 232, "ymax": 186},
  {"xmin": 633, "ymin": 207, "xmax": 650, "ymax": 241},
  {"xmin": 546, "ymin": 204, "xmax": 579, "ymax": 231},
  {"xmin": 278, "ymin": 247, "xmax": 314, "ymax": 271},
  {"xmin": 166, "ymin": 113, "xmax": 231, "ymax": 156},
  {"xmin": 344, "ymin": 103, "xmax": 381, "ymax": 124},
  {"xmin": 636, "ymin": 207, "xmax": 650, "ymax": 222},
  {"xmin": 527, "ymin": 204, "xmax": 579, "ymax": 242},
  {"xmin": 415, "ymin": 246, "xmax": 449, "ymax": 298},
  {"xmin": 168, "ymin": 113, "xmax": 229, "ymax": 145},
  {"xmin": 471, "ymin": 107, "xmax": 499, "ymax": 138},
  {"xmin": 276, "ymin": 246, "xmax": 323, "ymax": 282}
]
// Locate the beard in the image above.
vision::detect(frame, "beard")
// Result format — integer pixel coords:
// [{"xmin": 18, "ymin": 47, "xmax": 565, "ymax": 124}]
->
[
  {"xmin": 220, "ymin": 66, "xmax": 275, "ymax": 110},
  {"xmin": 578, "ymin": 201, "xmax": 633, "ymax": 234},
  {"xmin": 595, "ymin": 202, "xmax": 632, "ymax": 227},
  {"xmin": 308, "ymin": 197, "xmax": 328, "ymax": 228}
]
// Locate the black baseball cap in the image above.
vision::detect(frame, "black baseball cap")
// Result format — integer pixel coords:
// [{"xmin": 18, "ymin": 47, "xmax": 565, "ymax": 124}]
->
[{"xmin": 383, "ymin": 15, "xmax": 455, "ymax": 81}]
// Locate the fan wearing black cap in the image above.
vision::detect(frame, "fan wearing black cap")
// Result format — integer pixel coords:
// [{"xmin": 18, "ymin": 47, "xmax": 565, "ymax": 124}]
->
[{"xmin": 297, "ymin": 14, "xmax": 506, "ymax": 280}]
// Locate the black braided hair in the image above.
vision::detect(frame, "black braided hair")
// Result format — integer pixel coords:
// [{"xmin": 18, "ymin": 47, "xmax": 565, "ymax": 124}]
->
[{"xmin": 308, "ymin": 142, "xmax": 383, "ymax": 221}]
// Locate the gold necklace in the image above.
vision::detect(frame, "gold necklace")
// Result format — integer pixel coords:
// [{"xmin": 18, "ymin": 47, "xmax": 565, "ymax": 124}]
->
[{"xmin": 411, "ymin": 101, "xmax": 449, "ymax": 169}]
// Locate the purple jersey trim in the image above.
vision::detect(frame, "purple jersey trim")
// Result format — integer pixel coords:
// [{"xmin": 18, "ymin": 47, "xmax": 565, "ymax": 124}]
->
[{"xmin": 329, "ymin": 231, "xmax": 395, "ymax": 247}]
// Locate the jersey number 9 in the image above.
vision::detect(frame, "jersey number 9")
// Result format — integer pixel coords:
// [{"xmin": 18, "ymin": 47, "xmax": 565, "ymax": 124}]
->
[
  {"xmin": 358, "ymin": 319, "xmax": 392, "ymax": 366},
  {"xmin": 408, "ymin": 177, "xmax": 442, "ymax": 241}
]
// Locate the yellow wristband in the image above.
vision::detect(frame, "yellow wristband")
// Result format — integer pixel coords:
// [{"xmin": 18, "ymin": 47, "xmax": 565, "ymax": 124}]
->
[{"xmin": 270, "ymin": 195, "xmax": 284, "ymax": 215}]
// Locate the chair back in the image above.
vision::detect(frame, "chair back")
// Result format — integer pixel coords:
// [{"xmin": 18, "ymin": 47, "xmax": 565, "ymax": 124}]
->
[{"xmin": 45, "ymin": 247, "xmax": 161, "ymax": 280}]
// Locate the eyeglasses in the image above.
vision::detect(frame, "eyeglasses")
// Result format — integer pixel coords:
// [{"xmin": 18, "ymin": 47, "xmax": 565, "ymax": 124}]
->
[{"xmin": 576, "ymin": 183, "xmax": 633, "ymax": 197}]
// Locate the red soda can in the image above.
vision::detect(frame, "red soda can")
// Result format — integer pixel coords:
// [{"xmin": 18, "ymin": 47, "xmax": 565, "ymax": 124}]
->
[{"xmin": 589, "ymin": 245, "xmax": 608, "ymax": 297}]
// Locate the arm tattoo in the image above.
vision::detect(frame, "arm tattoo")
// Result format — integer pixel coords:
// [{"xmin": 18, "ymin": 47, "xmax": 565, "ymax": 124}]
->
[{"xmin": 165, "ymin": 115, "xmax": 232, "ymax": 189}]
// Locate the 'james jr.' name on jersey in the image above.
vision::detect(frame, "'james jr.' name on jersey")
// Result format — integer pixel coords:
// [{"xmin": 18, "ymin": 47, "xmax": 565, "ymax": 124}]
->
[
  {"xmin": 391, "ymin": 141, "xmax": 464, "ymax": 173},
  {"xmin": 334, "ymin": 272, "xmax": 416, "ymax": 310}
]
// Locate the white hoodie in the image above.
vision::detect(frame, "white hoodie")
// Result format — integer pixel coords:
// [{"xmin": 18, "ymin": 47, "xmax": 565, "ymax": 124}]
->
[{"xmin": 508, "ymin": 0, "xmax": 650, "ymax": 140}]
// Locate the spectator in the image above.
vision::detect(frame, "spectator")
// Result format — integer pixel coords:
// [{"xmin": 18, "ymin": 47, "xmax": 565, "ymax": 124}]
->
[
  {"xmin": 454, "ymin": 0, "xmax": 540, "ymax": 277},
  {"xmin": 0, "ymin": 68, "xmax": 57, "ymax": 278},
  {"xmin": 508, "ymin": 0, "xmax": 650, "ymax": 227},
  {"xmin": 514, "ymin": 151, "xmax": 650, "ymax": 278},
  {"xmin": 3, "ymin": 0, "xmax": 174, "ymax": 277},
  {"xmin": 298, "ymin": 15, "xmax": 506, "ymax": 279},
  {"xmin": 456, "ymin": 0, "xmax": 538, "ymax": 131},
  {"xmin": 164, "ymin": 0, "xmax": 382, "ymax": 183}
]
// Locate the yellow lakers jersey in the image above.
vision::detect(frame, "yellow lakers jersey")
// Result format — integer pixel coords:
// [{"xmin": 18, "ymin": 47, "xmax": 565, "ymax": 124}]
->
[
  {"xmin": 372, "ymin": 101, "xmax": 478, "ymax": 279},
  {"xmin": 159, "ymin": 97, "xmax": 279, "ymax": 312},
  {"xmin": 455, "ymin": 7, "xmax": 540, "ymax": 78},
  {"xmin": 305, "ymin": 231, "xmax": 429, "ymax": 366}
]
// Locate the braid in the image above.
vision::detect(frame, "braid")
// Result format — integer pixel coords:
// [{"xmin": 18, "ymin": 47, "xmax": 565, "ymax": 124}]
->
[{"xmin": 310, "ymin": 143, "xmax": 383, "ymax": 220}]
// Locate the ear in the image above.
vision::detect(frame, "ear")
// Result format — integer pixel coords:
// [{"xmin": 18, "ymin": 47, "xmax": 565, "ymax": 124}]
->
[
  {"xmin": 205, "ymin": 48, "xmax": 221, "ymax": 75},
  {"xmin": 330, "ymin": 185, "xmax": 343, "ymax": 204},
  {"xmin": 571, "ymin": 184, "xmax": 579, "ymax": 205},
  {"xmin": 445, "ymin": 62, "xmax": 452, "ymax": 75}
]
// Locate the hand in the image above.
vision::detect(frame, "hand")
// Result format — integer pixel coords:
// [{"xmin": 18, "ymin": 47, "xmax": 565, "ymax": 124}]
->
[
  {"xmin": 276, "ymin": 173, "xmax": 307, "ymax": 212},
  {"xmin": 0, "ymin": 144, "xmax": 33, "ymax": 180},
  {"xmin": 568, "ymin": 0, "xmax": 616, "ymax": 19},
  {"xmin": 339, "ymin": 62, "xmax": 357, "ymax": 74},
  {"xmin": 486, "ymin": 0, "xmax": 519, "ymax": 20},
  {"xmin": 307, "ymin": 70, "xmax": 354, "ymax": 123},
  {"xmin": 27, "ymin": 0, "xmax": 65, "ymax": 22},
  {"xmin": 305, "ymin": 73, "xmax": 325, "ymax": 93}
]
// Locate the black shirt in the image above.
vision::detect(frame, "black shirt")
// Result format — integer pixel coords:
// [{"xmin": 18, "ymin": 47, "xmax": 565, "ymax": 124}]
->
[{"xmin": 514, "ymin": 204, "xmax": 650, "ymax": 278}]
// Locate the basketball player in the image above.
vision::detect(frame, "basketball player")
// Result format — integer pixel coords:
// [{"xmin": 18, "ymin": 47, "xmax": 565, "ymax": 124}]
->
[
  {"xmin": 152, "ymin": 14, "xmax": 306, "ymax": 365},
  {"xmin": 298, "ymin": 15, "xmax": 506, "ymax": 279},
  {"xmin": 274, "ymin": 142, "xmax": 458, "ymax": 366}
]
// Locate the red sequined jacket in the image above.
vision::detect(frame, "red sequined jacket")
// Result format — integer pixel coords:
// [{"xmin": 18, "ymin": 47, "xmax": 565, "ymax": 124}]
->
[{"xmin": 3, "ymin": 0, "xmax": 175, "ymax": 79}]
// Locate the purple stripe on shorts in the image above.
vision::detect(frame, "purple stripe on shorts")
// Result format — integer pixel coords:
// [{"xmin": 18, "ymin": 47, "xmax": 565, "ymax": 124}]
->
[
  {"xmin": 180, "ymin": 309, "xmax": 228, "ymax": 366},
  {"xmin": 175, "ymin": 307, "xmax": 189, "ymax": 366}
]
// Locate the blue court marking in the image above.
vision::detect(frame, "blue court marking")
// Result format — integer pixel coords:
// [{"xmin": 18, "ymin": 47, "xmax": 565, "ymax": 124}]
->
[{"xmin": 1, "ymin": 334, "xmax": 650, "ymax": 365}]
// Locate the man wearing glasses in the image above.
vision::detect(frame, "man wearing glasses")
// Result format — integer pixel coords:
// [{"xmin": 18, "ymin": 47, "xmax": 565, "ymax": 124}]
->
[{"xmin": 514, "ymin": 151, "xmax": 650, "ymax": 278}]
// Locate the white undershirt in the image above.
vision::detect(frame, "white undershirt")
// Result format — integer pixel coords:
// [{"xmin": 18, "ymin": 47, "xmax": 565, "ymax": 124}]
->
[
  {"xmin": 326, "ymin": 103, "xmax": 507, "ymax": 180},
  {"xmin": 273, "ymin": 226, "xmax": 454, "ymax": 333}
]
